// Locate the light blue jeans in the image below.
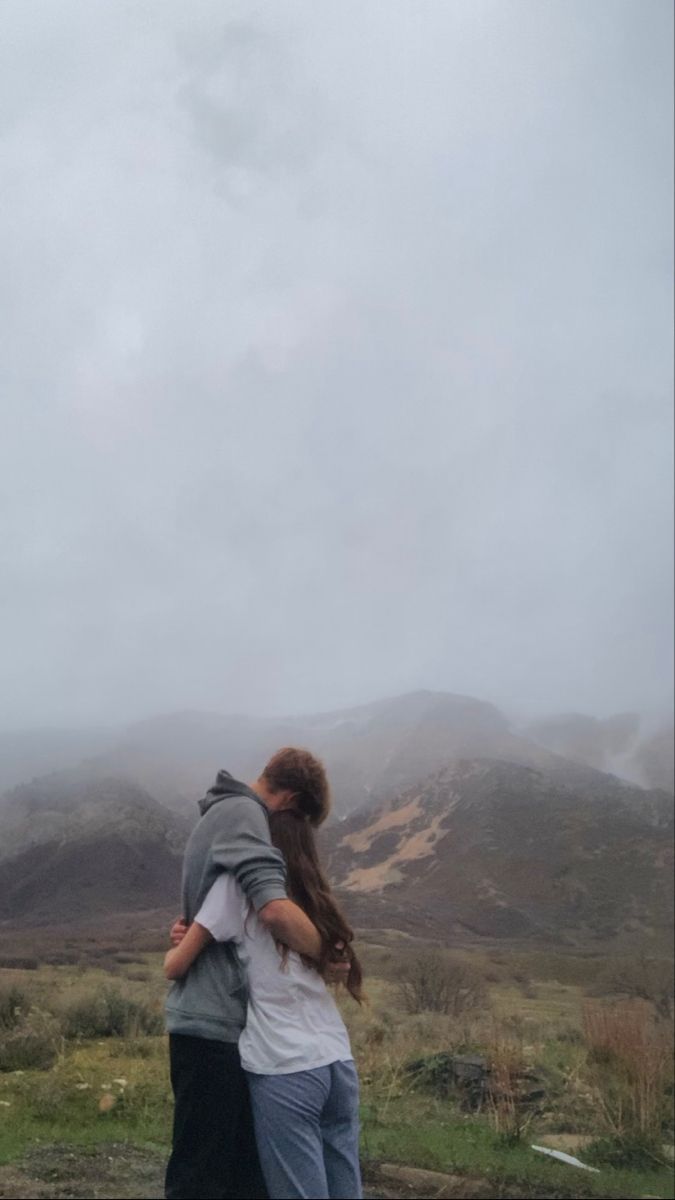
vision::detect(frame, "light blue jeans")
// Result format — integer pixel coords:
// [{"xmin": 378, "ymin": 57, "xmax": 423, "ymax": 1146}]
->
[{"xmin": 246, "ymin": 1059, "xmax": 362, "ymax": 1200}]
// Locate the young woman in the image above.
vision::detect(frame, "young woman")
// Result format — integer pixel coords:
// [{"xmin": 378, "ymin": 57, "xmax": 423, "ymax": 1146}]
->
[{"xmin": 164, "ymin": 806, "xmax": 364, "ymax": 1200}]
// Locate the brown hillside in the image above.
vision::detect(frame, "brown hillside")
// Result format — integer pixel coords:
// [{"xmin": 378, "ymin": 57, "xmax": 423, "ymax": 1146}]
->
[{"xmin": 324, "ymin": 759, "xmax": 674, "ymax": 947}]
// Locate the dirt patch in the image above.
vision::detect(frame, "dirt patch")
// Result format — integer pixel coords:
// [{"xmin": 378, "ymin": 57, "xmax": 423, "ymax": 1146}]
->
[
  {"xmin": 0, "ymin": 1143, "xmax": 165, "ymax": 1200},
  {"xmin": 365, "ymin": 1162, "xmax": 495, "ymax": 1198},
  {"xmin": 0, "ymin": 1145, "xmax": 480, "ymax": 1200},
  {"xmin": 343, "ymin": 797, "xmax": 424, "ymax": 854},
  {"xmin": 537, "ymin": 1134, "xmax": 596, "ymax": 1154}
]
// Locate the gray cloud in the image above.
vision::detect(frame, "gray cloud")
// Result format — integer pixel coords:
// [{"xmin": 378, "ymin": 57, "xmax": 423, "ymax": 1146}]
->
[{"xmin": 0, "ymin": 0, "xmax": 672, "ymax": 727}]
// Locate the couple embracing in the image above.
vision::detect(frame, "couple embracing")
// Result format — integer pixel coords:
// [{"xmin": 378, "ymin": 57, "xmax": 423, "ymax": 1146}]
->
[{"xmin": 163, "ymin": 747, "xmax": 363, "ymax": 1200}]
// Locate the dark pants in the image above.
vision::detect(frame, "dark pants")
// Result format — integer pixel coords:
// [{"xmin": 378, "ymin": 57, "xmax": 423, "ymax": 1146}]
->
[{"xmin": 165, "ymin": 1033, "xmax": 268, "ymax": 1200}]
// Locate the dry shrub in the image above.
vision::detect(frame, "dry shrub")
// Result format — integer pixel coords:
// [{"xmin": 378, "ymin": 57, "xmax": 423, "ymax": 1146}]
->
[
  {"xmin": 108, "ymin": 1036, "xmax": 164, "ymax": 1060},
  {"xmin": 0, "ymin": 1007, "xmax": 62, "ymax": 1072},
  {"xmin": 42, "ymin": 951, "xmax": 84, "ymax": 967},
  {"xmin": 0, "ymin": 985, "xmax": 28, "ymax": 1031},
  {"xmin": 582, "ymin": 998, "xmax": 673, "ymax": 1148},
  {"xmin": 125, "ymin": 969, "xmax": 152, "ymax": 983},
  {"xmin": 589, "ymin": 954, "xmax": 674, "ymax": 1020},
  {"xmin": 397, "ymin": 951, "xmax": 487, "ymax": 1016},
  {"xmin": 25, "ymin": 1073, "xmax": 71, "ymax": 1118},
  {"xmin": 486, "ymin": 1031, "xmax": 536, "ymax": 1143},
  {"xmin": 63, "ymin": 986, "xmax": 163, "ymax": 1039}
]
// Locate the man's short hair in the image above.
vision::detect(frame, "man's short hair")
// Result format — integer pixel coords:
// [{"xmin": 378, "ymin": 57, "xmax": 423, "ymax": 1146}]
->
[{"xmin": 261, "ymin": 747, "xmax": 331, "ymax": 827}]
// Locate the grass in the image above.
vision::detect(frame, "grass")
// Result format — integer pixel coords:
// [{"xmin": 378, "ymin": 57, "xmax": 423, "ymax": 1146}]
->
[
  {"xmin": 0, "ymin": 1038, "xmax": 171, "ymax": 1164},
  {"xmin": 0, "ymin": 945, "xmax": 673, "ymax": 1199},
  {"xmin": 360, "ymin": 1095, "xmax": 674, "ymax": 1199}
]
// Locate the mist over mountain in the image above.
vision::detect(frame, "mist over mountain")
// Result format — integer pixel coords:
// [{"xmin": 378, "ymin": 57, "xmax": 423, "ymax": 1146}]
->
[
  {"xmin": 0, "ymin": 728, "xmax": 115, "ymax": 797},
  {"xmin": 523, "ymin": 712, "xmax": 641, "ymax": 772},
  {"xmin": 0, "ymin": 691, "xmax": 671, "ymax": 818},
  {"xmin": 2, "ymin": 2, "xmax": 671, "ymax": 838},
  {"xmin": 629, "ymin": 726, "xmax": 675, "ymax": 794}
]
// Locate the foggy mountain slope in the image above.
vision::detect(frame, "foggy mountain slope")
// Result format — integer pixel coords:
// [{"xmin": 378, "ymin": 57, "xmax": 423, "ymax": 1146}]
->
[
  {"xmin": 524, "ymin": 714, "xmax": 675, "ymax": 793},
  {"xmin": 629, "ymin": 726, "xmax": 675, "ymax": 793},
  {"xmin": 63, "ymin": 691, "xmax": 566, "ymax": 818},
  {"xmin": 323, "ymin": 759, "xmax": 674, "ymax": 947},
  {"xmin": 524, "ymin": 712, "xmax": 640, "ymax": 773},
  {"xmin": 1, "ymin": 691, "xmax": 669, "ymax": 822},
  {"xmin": 0, "ymin": 772, "xmax": 191, "ymax": 921},
  {"xmin": 0, "ymin": 728, "xmax": 117, "ymax": 796}
]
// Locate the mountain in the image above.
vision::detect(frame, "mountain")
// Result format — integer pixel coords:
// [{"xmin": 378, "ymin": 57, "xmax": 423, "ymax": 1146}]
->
[
  {"xmin": 70, "ymin": 691, "xmax": 561, "ymax": 818},
  {"xmin": 0, "ymin": 771, "xmax": 191, "ymax": 922},
  {"xmin": 323, "ymin": 759, "xmax": 674, "ymax": 947},
  {"xmin": 2, "ymin": 694, "xmax": 669, "ymax": 824},
  {"xmin": 2, "ymin": 739, "xmax": 672, "ymax": 943}
]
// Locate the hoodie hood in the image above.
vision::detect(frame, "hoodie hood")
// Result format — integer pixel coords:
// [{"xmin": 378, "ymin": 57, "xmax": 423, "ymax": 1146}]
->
[{"xmin": 198, "ymin": 769, "xmax": 264, "ymax": 816}]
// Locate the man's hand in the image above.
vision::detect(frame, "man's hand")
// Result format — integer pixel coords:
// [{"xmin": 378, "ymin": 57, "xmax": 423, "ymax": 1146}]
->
[{"xmin": 170, "ymin": 917, "xmax": 188, "ymax": 947}]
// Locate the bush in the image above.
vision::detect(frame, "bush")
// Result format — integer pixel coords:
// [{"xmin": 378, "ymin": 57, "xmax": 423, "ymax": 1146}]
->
[
  {"xmin": 108, "ymin": 1036, "xmax": 164, "ymax": 1060},
  {"xmin": 590, "ymin": 954, "xmax": 674, "ymax": 1019},
  {"xmin": 487, "ymin": 1033, "xmax": 538, "ymax": 1144},
  {"xmin": 0, "ymin": 985, "xmax": 28, "ymax": 1031},
  {"xmin": 63, "ymin": 986, "xmax": 163, "ymax": 1039},
  {"xmin": 582, "ymin": 999, "xmax": 673, "ymax": 1148},
  {"xmin": 0, "ymin": 956, "xmax": 38, "ymax": 970},
  {"xmin": 0, "ymin": 1011, "xmax": 61, "ymax": 1072},
  {"xmin": 397, "ymin": 951, "xmax": 487, "ymax": 1016},
  {"xmin": 585, "ymin": 1133, "xmax": 668, "ymax": 1170},
  {"xmin": 26, "ymin": 1074, "xmax": 71, "ymax": 1118}
]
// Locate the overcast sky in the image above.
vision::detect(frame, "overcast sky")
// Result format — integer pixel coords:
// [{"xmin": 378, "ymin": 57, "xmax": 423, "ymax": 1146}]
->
[{"xmin": 1, "ymin": 0, "xmax": 673, "ymax": 729}]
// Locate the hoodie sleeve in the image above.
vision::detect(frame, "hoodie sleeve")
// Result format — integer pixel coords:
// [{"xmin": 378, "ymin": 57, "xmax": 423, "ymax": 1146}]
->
[{"xmin": 210, "ymin": 796, "xmax": 287, "ymax": 912}]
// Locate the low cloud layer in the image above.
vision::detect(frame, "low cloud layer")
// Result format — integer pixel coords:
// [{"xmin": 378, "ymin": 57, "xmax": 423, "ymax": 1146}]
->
[{"xmin": 1, "ymin": 1, "xmax": 672, "ymax": 726}]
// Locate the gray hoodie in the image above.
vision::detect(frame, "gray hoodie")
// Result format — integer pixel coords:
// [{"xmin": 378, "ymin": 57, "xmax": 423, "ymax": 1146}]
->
[{"xmin": 165, "ymin": 771, "xmax": 287, "ymax": 1043}]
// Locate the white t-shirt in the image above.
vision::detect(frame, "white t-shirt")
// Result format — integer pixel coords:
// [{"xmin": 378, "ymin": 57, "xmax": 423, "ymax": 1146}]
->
[{"xmin": 195, "ymin": 873, "xmax": 353, "ymax": 1075}]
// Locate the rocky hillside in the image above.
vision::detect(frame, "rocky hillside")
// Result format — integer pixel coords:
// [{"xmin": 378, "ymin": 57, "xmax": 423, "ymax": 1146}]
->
[
  {"xmin": 324, "ymin": 759, "xmax": 674, "ymax": 947},
  {"xmin": 0, "ymin": 772, "xmax": 191, "ymax": 921}
]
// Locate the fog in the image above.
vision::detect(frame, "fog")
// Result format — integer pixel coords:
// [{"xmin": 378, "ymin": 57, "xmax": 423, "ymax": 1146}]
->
[{"xmin": 1, "ymin": 0, "xmax": 672, "ymax": 729}]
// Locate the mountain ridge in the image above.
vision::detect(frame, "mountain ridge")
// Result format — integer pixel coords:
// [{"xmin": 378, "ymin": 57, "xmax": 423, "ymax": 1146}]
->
[{"xmin": 1, "ymin": 692, "xmax": 670, "ymax": 813}]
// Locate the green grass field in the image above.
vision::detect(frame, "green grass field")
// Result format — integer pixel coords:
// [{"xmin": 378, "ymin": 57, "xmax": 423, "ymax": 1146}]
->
[{"xmin": 0, "ymin": 943, "xmax": 673, "ymax": 1199}]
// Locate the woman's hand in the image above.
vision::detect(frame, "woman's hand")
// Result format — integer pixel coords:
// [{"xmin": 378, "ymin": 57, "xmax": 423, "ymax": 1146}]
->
[
  {"xmin": 324, "ymin": 940, "xmax": 350, "ymax": 986},
  {"xmin": 170, "ymin": 916, "xmax": 189, "ymax": 946},
  {"xmin": 164, "ymin": 921, "xmax": 214, "ymax": 980}
]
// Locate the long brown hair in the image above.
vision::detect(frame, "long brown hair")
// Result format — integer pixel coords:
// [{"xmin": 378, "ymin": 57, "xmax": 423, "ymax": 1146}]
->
[{"xmin": 268, "ymin": 809, "xmax": 363, "ymax": 1003}]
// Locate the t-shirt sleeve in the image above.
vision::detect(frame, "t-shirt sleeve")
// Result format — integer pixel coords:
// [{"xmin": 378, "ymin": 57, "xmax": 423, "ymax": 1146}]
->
[{"xmin": 195, "ymin": 873, "xmax": 248, "ymax": 943}]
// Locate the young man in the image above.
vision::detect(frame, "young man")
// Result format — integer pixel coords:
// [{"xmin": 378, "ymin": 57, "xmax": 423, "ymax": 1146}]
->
[{"xmin": 164, "ymin": 747, "xmax": 334, "ymax": 1200}]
